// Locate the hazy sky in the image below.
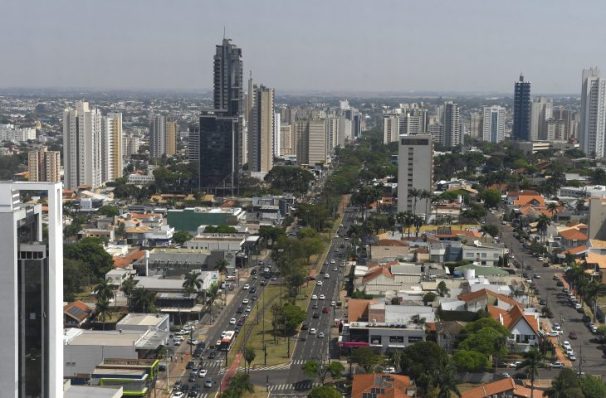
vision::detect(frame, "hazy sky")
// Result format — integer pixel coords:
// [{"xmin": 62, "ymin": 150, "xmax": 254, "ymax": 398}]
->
[{"xmin": 2, "ymin": 0, "xmax": 605, "ymax": 94}]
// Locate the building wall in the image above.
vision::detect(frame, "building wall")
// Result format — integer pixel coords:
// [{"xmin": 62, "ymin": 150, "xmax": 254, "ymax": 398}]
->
[
  {"xmin": 279, "ymin": 125, "xmax": 293, "ymax": 156},
  {"xmin": 589, "ymin": 197, "xmax": 606, "ymax": 240},
  {"xmin": 482, "ymin": 106, "xmax": 505, "ymax": 143},
  {"xmin": 150, "ymin": 115, "xmax": 166, "ymax": 159},
  {"xmin": 397, "ymin": 134, "xmax": 433, "ymax": 216},
  {"xmin": 165, "ymin": 121, "xmax": 177, "ymax": 157},
  {"xmin": 64, "ymin": 344, "xmax": 138, "ymax": 378}
]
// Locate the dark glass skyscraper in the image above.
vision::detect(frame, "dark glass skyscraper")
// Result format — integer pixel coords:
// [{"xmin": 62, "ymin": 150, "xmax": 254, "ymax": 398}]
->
[
  {"xmin": 198, "ymin": 38, "xmax": 243, "ymax": 192},
  {"xmin": 513, "ymin": 74, "xmax": 532, "ymax": 141},
  {"xmin": 213, "ymin": 38, "xmax": 243, "ymax": 117}
]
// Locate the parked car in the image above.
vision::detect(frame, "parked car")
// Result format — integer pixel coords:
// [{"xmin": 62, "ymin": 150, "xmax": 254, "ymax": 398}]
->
[
  {"xmin": 569, "ymin": 331, "xmax": 578, "ymax": 340},
  {"xmin": 550, "ymin": 361, "xmax": 564, "ymax": 368}
]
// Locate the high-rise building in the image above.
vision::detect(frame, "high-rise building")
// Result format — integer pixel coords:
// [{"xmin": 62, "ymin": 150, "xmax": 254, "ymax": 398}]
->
[
  {"xmin": 397, "ymin": 134, "xmax": 433, "ymax": 217},
  {"xmin": 165, "ymin": 120, "xmax": 177, "ymax": 156},
  {"xmin": 28, "ymin": 147, "xmax": 60, "ymax": 183},
  {"xmin": 0, "ymin": 181, "xmax": 63, "ymax": 398},
  {"xmin": 513, "ymin": 74, "xmax": 532, "ymax": 141},
  {"xmin": 198, "ymin": 112, "xmax": 239, "ymax": 190},
  {"xmin": 383, "ymin": 114, "xmax": 400, "ymax": 144},
  {"xmin": 123, "ymin": 135, "xmax": 141, "ymax": 158},
  {"xmin": 214, "ymin": 38, "xmax": 243, "ymax": 117},
  {"xmin": 530, "ymin": 97, "xmax": 553, "ymax": 141},
  {"xmin": 273, "ymin": 112, "xmax": 281, "ymax": 158},
  {"xmin": 441, "ymin": 101, "xmax": 461, "ymax": 147},
  {"xmin": 149, "ymin": 115, "xmax": 166, "ymax": 159},
  {"xmin": 580, "ymin": 67, "xmax": 606, "ymax": 158},
  {"xmin": 482, "ymin": 106, "xmax": 506, "ymax": 143},
  {"xmin": 279, "ymin": 124, "xmax": 294, "ymax": 156},
  {"xmin": 295, "ymin": 119, "xmax": 329, "ymax": 166},
  {"xmin": 63, "ymin": 101, "xmax": 102, "ymax": 190},
  {"xmin": 101, "ymin": 112, "xmax": 123, "ymax": 183},
  {"xmin": 248, "ymin": 85, "xmax": 275, "ymax": 173},
  {"xmin": 187, "ymin": 125, "xmax": 200, "ymax": 164}
]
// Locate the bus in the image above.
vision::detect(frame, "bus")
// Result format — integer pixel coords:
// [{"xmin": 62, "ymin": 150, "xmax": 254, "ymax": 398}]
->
[{"xmin": 218, "ymin": 330, "xmax": 236, "ymax": 351}]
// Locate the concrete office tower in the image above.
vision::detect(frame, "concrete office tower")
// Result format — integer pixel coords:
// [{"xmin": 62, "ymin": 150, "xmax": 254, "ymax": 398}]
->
[
  {"xmin": 248, "ymin": 85, "xmax": 275, "ymax": 173},
  {"xmin": 279, "ymin": 125, "xmax": 294, "ymax": 156},
  {"xmin": 482, "ymin": 106, "xmax": 506, "ymax": 143},
  {"xmin": 165, "ymin": 120, "xmax": 177, "ymax": 156},
  {"xmin": 580, "ymin": 67, "xmax": 606, "ymax": 158},
  {"xmin": 530, "ymin": 97, "xmax": 553, "ymax": 141},
  {"xmin": 327, "ymin": 116, "xmax": 339, "ymax": 149},
  {"xmin": 28, "ymin": 147, "xmax": 60, "ymax": 183},
  {"xmin": 0, "ymin": 181, "xmax": 63, "ymax": 398},
  {"xmin": 383, "ymin": 114, "xmax": 400, "ymax": 144},
  {"xmin": 295, "ymin": 119, "xmax": 329, "ymax": 166},
  {"xmin": 123, "ymin": 135, "xmax": 140, "ymax": 158},
  {"xmin": 63, "ymin": 101, "xmax": 102, "ymax": 190},
  {"xmin": 441, "ymin": 102, "xmax": 461, "ymax": 147},
  {"xmin": 149, "ymin": 115, "xmax": 166, "ymax": 159},
  {"xmin": 397, "ymin": 134, "xmax": 433, "ymax": 217},
  {"xmin": 199, "ymin": 112, "xmax": 239, "ymax": 190},
  {"xmin": 215, "ymin": 38, "xmax": 244, "ymax": 116},
  {"xmin": 273, "ymin": 112, "xmax": 281, "ymax": 158},
  {"xmin": 513, "ymin": 74, "xmax": 532, "ymax": 141},
  {"xmin": 101, "ymin": 112, "xmax": 123, "ymax": 183}
]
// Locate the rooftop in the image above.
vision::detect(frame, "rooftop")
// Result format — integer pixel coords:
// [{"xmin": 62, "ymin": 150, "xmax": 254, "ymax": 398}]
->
[
  {"xmin": 64, "ymin": 385, "xmax": 123, "ymax": 398},
  {"xmin": 117, "ymin": 313, "xmax": 169, "ymax": 328}
]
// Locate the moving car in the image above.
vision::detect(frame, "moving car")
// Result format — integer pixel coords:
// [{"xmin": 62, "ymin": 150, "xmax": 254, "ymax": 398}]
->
[
  {"xmin": 243, "ymin": 284, "xmax": 250, "ymax": 290},
  {"xmin": 550, "ymin": 361, "xmax": 564, "ymax": 368},
  {"xmin": 309, "ymin": 328, "xmax": 317, "ymax": 335},
  {"xmin": 318, "ymin": 332, "xmax": 325, "ymax": 338},
  {"xmin": 317, "ymin": 280, "xmax": 323, "ymax": 286},
  {"xmin": 242, "ymin": 298, "xmax": 250, "ymax": 305},
  {"xmin": 319, "ymin": 294, "xmax": 326, "ymax": 300},
  {"xmin": 312, "ymin": 294, "xmax": 318, "ymax": 300},
  {"xmin": 204, "ymin": 379, "xmax": 213, "ymax": 388},
  {"xmin": 229, "ymin": 318, "xmax": 236, "ymax": 325},
  {"xmin": 198, "ymin": 369, "xmax": 208, "ymax": 378}
]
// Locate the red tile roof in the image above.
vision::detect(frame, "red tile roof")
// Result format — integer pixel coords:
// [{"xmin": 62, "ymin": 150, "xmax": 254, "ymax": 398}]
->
[
  {"xmin": 559, "ymin": 228, "xmax": 588, "ymax": 242},
  {"xmin": 348, "ymin": 299, "xmax": 376, "ymax": 322},
  {"xmin": 113, "ymin": 249, "xmax": 144, "ymax": 268},
  {"xmin": 352, "ymin": 374, "xmax": 413, "ymax": 398}
]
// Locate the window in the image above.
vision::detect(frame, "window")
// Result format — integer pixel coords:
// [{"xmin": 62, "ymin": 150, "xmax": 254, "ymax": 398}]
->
[
  {"xmin": 370, "ymin": 335, "xmax": 382, "ymax": 345},
  {"xmin": 389, "ymin": 336, "xmax": 404, "ymax": 344}
]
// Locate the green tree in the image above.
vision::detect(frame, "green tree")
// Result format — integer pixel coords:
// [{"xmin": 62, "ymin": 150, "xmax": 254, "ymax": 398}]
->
[
  {"xmin": 204, "ymin": 224, "xmax": 238, "ymax": 233},
  {"xmin": 243, "ymin": 346, "xmax": 256, "ymax": 374},
  {"xmin": 173, "ymin": 230, "xmax": 192, "ymax": 245},
  {"xmin": 64, "ymin": 237, "xmax": 114, "ymax": 281},
  {"xmin": 308, "ymin": 386, "xmax": 341, "ymax": 398},
  {"xmin": 480, "ymin": 188, "xmax": 501, "ymax": 208},
  {"xmin": 215, "ymin": 258, "xmax": 229, "ymax": 274},
  {"xmin": 121, "ymin": 274, "xmax": 137, "ymax": 308},
  {"xmin": 545, "ymin": 368, "xmax": 582, "ymax": 398},
  {"xmin": 481, "ymin": 224, "xmax": 499, "ymax": 238},
  {"xmin": 399, "ymin": 341, "xmax": 455, "ymax": 397},
  {"xmin": 326, "ymin": 361, "xmax": 345, "ymax": 380},
  {"xmin": 580, "ymin": 374, "xmax": 606, "ymax": 398},
  {"xmin": 97, "ymin": 205, "xmax": 120, "ymax": 217},
  {"xmin": 63, "ymin": 258, "xmax": 92, "ymax": 301},
  {"xmin": 224, "ymin": 372, "xmax": 254, "ymax": 397},
  {"xmin": 302, "ymin": 360, "xmax": 321, "ymax": 379},
  {"xmin": 272, "ymin": 303, "xmax": 306, "ymax": 336},
  {"xmin": 264, "ymin": 166, "xmax": 315, "ymax": 194},
  {"xmin": 351, "ymin": 347, "xmax": 383, "ymax": 373},
  {"xmin": 452, "ymin": 350, "xmax": 489, "ymax": 372},
  {"xmin": 423, "ymin": 292, "xmax": 437, "ymax": 305},
  {"xmin": 94, "ymin": 278, "xmax": 115, "ymax": 303},
  {"xmin": 459, "ymin": 327, "xmax": 508, "ymax": 359},
  {"xmin": 437, "ymin": 281, "xmax": 449, "ymax": 298}
]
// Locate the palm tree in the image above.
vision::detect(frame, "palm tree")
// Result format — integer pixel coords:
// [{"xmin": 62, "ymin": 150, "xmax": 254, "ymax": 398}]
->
[
  {"xmin": 121, "ymin": 274, "xmax": 137, "ymax": 309},
  {"xmin": 206, "ymin": 282, "xmax": 219, "ymax": 323},
  {"xmin": 403, "ymin": 211, "xmax": 414, "ymax": 237},
  {"xmin": 95, "ymin": 279, "xmax": 115, "ymax": 303},
  {"xmin": 215, "ymin": 259, "xmax": 229, "ymax": 274},
  {"xmin": 95, "ymin": 296, "xmax": 111, "ymax": 330},
  {"xmin": 546, "ymin": 202, "xmax": 559, "ymax": 221},
  {"xmin": 130, "ymin": 288, "xmax": 157, "ymax": 313},
  {"xmin": 182, "ymin": 271, "xmax": 202, "ymax": 296},
  {"xmin": 536, "ymin": 214, "xmax": 551, "ymax": 243},
  {"xmin": 435, "ymin": 362, "xmax": 461, "ymax": 398},
  {"xmin": 420, "ymin": 189, "xmax": 433, "ymax": 222},
  {"xmin": 413, "ymin": 215, "xmax": 423, "ymax": 238},
  {"xmin": 516, "ymin": 348, "xmax": 543, "ymax": 398},
  {"xmin": 409, "ymin": 188, "xmax": 420, "ymax": 215},
  {"xmin": 227, "ymin": 373, "xmax": 254, "ymax": 395}
]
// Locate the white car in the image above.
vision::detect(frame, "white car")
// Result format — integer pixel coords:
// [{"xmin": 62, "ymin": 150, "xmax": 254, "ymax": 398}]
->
[
  {"xmin": 590, "ymin": 324, "xmax": 598, "ymax": 334},
  {"xmin": 330, "ymin": 259, "xmax": 336, "ymax": 264},
  {"xmin": 324, "ymin": 273, "xmax": 330, "ymax": 279},
  {"xmin": 550, "ymin": 361, "xmax": 564, "ymax": 368},
  {"xmin": 547, "ymin": 330, "xmax": 559, "ymax": 337},
  {"xmin": 331, "ymin": 301, "xmax": 336, "ymax": 307},
  {"xmin": 319, "ymin": 294, "xmax": 326, "ymax": 300},
  {"xmin": 383, "ymin": 366, "xmax": 396, "ymax": 374},
  {"xmin": 333, "ymin": 267, "xmax": 338, "ymax": 272},
  {"xmin": 243, "ymin": 284, "xmax": 250, "ymax": 290},
  {"xmin": 507, "ymin": 361, "xmax": 522, "ymax": 368},
  {"xmin": 171, "ymin": 392, "xmax": 185, "ymax": 398},
  {"xmin": 563, "ymin": 340, "xmax": 571, "ymax": 348},
  {"xmin": 317, "ymin": 280, "xmax": 323, "ymax": 286},
  {"xmin": 229, "ymin": 318, "xmax": 236, "ymax": 325},
  {"xmin": 318, "ymin": 332, "xmax": 325, "ymax": 338},
  {"xmin": 309, "ymin": 328, "xmax": 317, "ymax": 335},
  {"xmin": 242, "ymin": 298, "xmax": 250, "ymax": 305},
  {"xmin": 569, "ymin": 353, "xmax": 577, "ymax": 361},
  {"xmin": 312, "ymin": 294, "xmax": 318, "ymax": 300},
  {"xmin": 575, "ymin": 303, "xmax": 582, "ymax": 310},
  {"xmin": 198, "ymin": 369, "xmax": 208, "ymax": 378},
  {"xmin": 245, "ymin": 306, "xmax": 252, "ymax": 313}
]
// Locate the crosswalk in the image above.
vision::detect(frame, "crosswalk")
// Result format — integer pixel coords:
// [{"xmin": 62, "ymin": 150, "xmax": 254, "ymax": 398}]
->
[
  {"xmin": 213, "ymin": 358, "xmax": 329, "ymax": 374},
  {"xmin": 268, "ymin": 382, "xmax": 321, "ymax": 392}
]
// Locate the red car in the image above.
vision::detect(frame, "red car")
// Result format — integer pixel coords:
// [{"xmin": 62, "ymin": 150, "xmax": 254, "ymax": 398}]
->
[{"xmin": 322, "ymin": 307, "xmax": 330, "ymax": 314}]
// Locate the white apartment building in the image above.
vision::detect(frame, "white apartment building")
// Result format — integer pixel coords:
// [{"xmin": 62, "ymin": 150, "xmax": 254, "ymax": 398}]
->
[
  {"xmin": 149, "ymin": 115, "xmax": 166, "ymax": 159},
  {"xmin": 482, "ymin": 106, "xmax": 505, "ymax": 143},
  {"xmin": 63, "ymin": 101, "xmax": 103, "ymax": 190},
  {"xmin": 580, "ymin": 67, "xmax": 606, "ymax": 158},
  {"xmin": 248, "ymin": 85, "xmax": 275, "ymax": 173},
  {"xmin": 397, "ymin": 134, "xmax": 433, "ymax": 216},
  {"xmin": 441, "ymin": 102, "xmax": 461, "ymax": 147},
  {"xmin": 101, "ymin": 112, "xmax": 123, "ymax": 183}
]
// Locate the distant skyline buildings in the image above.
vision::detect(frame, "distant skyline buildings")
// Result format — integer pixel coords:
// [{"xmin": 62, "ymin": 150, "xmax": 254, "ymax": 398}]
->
[
  {"xmin": 27, "ymin": 147, "xmax": 60, "ymax": 183},
  {"xmin": 248, "ymin": 84, "xmax": 275, "ymax": 174},
  {"xmin": 512, "ymin": 74, "xmax": 532, "ymax": 141},
  {"xmin": 482, "ymin": 106, "xmax": 505, "ymax": 144},
  {"xmin": 440, "ymin": 101, "xmax": 461, "ymax": 147}
]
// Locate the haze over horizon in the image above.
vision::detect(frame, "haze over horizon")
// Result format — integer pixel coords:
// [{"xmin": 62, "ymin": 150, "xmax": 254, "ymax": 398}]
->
[{"xmin": 2, "ymin": 0, "xmax": 605, "ymax": 94}]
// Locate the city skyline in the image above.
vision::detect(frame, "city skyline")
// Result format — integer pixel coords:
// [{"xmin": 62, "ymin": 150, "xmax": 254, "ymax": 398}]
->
[{"xmin": 3, "ymin": 0, "xmax": 606, "ymax": 94}]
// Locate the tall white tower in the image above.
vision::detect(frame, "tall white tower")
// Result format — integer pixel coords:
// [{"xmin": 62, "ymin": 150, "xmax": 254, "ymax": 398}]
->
[
  {"xmin": 0, "ymin": 181, "xmax": 63, "ymax": 398},
  {"xmin": 482, "ymin": 106, "xmax": 505, "ymax": 143},
  {"xmin": 580, "ymin": 67, "xmax": 606, "ymax": 158},
  {"xmin": 63, "ymin": 101, "xmax": 102, "ymax": 190}
]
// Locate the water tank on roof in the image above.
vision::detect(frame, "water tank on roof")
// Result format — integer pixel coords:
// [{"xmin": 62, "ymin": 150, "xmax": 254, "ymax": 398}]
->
[{"xmin": 464, "ymin": 268, "xmax": 476, "ymax": 280}]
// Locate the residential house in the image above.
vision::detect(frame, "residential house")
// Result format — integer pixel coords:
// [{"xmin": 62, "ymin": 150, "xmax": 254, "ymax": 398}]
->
[
  {"xmin": 557, "ymin": 224, "xmax": 588, "ymax": 249},
  {"xmin": 64, "ymin": 300, "xmax": 94, "ymax": 328},
  {"xmin": 461, "ymin": 377, "xmax": 543, "ymax": 398},
  {"xmin": 352, "ymin": 374, "xmax": 415, "ymax": 398},
  {"xmin": 488, "ymin": 302, "xmax": 541, "ymax": 352}
]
